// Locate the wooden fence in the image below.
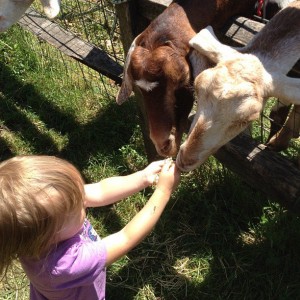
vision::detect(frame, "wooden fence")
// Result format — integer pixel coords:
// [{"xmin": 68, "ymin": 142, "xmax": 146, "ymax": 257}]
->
[{"xmin": 18, "ymin": 0, "xmax": 300, "ymax": 210}]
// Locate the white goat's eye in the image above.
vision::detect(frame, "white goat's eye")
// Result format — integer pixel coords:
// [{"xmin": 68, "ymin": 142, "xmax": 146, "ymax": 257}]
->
[{"xmin": 135, "ymin": 79, "xmax": 159, "ymax": 92}]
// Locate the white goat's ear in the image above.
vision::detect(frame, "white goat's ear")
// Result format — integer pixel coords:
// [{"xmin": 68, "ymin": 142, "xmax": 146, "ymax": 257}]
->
[
  {"xmin": 189, "ymin": 26, "xmax": 238, "ymax": 63},
  {"xmin": 39, "ymin": 0, "xmax": 61, "ymax": 19},
  {"xmin": 188, "ymin": 49, "xmax": 213, "ymax": 79},
  {"xmin": 116, "ymin": 34, "xmax": 140, "ymax": 105},
  {"xmin": 264, "ymin": 72, "xmax": 300, "ymax": 106}
]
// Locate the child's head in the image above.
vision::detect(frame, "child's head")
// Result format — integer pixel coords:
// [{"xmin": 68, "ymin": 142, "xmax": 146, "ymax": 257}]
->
[{"xmin": 0, "ymin": 155, "xmax": 85, "ymax": 275}]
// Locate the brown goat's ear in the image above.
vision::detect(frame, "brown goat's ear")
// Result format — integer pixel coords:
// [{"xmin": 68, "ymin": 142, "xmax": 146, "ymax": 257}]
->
[
  {"xmin": 39, "ymin": 0, "xmax": 61, "ymax": 19},
  {"xmin": 116, "ymin": 79, "xmax": 133, "ymax": 105},
  {"xmin": 116, "ymin": 35, "xmax": 140, "ymax": 105}
]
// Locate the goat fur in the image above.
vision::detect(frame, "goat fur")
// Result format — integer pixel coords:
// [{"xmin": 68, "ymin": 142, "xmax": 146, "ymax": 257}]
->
[
  {"xmin": 176, "ymin": 1, "xmax": 300, "ymax": 171},
  {"xmin": 0, "ymin": 0, "xmax": 60, "ymax": 32}
]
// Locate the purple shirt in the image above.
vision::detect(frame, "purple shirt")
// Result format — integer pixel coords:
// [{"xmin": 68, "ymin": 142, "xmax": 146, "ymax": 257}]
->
[{"xmin": 21, "ymin": 219, "xmax": 107, "ymax": 300}]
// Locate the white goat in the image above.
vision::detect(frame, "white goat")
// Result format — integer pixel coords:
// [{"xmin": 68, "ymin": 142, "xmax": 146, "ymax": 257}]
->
[
  {"xmin": 176, "ymin": 1, "xmax": 300, "ymax": 171},
  {"xmin": 0, "ymin": 0, "xmax": 60, "ymax": 32}
]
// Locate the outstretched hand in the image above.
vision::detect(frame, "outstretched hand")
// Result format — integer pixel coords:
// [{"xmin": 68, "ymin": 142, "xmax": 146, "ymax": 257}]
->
[
  {"xmin": 156, "ymin": 159, "xmax": 181, "ymax": 194},
  {"xmin": 142, "ymin": 160, "xmax": 165, "ymax": 186}
]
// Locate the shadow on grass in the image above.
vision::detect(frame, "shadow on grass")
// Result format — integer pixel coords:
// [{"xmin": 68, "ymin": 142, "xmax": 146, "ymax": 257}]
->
[
  {"xmin": 106, "ymin": 171, "xmax": 300, "ymax": 300},
  {"xmin": 0, "ymin": 61, "xmax": 138, "ymax": 167}
]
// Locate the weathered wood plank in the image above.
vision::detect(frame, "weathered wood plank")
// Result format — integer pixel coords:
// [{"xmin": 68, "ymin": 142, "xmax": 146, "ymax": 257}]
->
[
  {"xmin": 217, "ymin": 16, "xmax": 300, "ymax": 76},
  {"xmin": 114, "ymin": 2, "xmax": 137, "ymax": 54},
  {"xmin": 214, "ymin": 134, "xmax": 300, "ymax": 212},
  {"xmin": 217, "ymin": 16, "xmax": 264, "ymax": 46},
  {"xmin": 138, "ymin": 0, "xmax": 171, "ymax": 20},
  {"xmin": 18, "ymin": 8, "xmax": 123, "ymax": 84}
]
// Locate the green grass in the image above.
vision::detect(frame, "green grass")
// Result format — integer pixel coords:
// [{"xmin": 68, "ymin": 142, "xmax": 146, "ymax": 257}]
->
[{"xmin": 1, "ymin": 25, "xmax": 300, "ymax": 300}]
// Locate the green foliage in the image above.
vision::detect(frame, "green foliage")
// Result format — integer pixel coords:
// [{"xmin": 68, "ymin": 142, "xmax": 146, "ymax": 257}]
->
[{"xmin": 1, "ymin": 24, "xmax": 300, "ymax": 300}]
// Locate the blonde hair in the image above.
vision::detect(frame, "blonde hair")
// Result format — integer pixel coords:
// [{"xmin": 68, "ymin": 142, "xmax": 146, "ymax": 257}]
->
[{"xmin": 0, "ymin": 155, "xmax": 85, "ymax": 276}]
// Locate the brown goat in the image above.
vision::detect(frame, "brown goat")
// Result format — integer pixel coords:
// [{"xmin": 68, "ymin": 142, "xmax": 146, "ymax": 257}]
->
[{"xmin": 116, "ymin": 0, "xmax": 262, "ymax": 158}]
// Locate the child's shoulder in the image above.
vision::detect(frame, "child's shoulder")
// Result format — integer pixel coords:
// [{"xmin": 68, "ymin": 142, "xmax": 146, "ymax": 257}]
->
[
  {"xmin": 44, "ymin": 225, "xmax": 105, "ymax": 275},
  {"xmin": 81, "ymin": 219, "xmax": 100, "ymax": 242}
]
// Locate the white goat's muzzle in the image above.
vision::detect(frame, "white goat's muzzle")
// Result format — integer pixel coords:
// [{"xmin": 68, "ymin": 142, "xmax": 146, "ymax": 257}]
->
[
  {"xmin": 0, "ymin": 0, "xmax": 34, "ymax": 32},
  {"xmin": 0, "ymin": 0, "xmax": 61, "ymax": 32}
]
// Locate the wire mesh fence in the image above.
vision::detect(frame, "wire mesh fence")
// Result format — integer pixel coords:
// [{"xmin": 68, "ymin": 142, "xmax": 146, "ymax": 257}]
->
[
  {"xmin": 58, "ymin": 0, "xmax": 124, "ymax": 65},
  {"xmin": 20, "ymin": 0, "xmax": 124, "ymax": 101},
  {"xmin": 253, "ymin": 101, "xmax": 300, "ymax": 164}
]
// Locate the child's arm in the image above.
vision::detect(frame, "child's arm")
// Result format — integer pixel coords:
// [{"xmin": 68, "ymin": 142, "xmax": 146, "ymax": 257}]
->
[
  {"xmin": 102, "ymin": 161, "xmax": 181, "ymax": 266},
  {"xmin": 84, "ymin": 160, "xmax": 165, "ymax": 207}
]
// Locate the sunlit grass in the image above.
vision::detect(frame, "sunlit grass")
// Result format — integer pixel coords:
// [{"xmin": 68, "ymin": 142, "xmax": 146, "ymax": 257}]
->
[{"xmin": 1, "ymin": 20, "xmax": 300, "ymax": 300}]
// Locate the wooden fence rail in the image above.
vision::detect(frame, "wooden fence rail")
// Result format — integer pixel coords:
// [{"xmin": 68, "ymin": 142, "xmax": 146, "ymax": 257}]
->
[{"xmin": 19, "ymin": 8, "xmax": 123, "ymax": 85}]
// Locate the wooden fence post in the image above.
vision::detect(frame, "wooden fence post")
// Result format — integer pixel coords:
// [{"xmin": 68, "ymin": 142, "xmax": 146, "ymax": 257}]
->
[{"xmin": 114, "ymin": 1, "xmax": 161, "ymax": 161}]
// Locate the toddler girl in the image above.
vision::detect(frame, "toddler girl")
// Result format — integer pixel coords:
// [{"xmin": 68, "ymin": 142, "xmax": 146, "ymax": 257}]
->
[{"xmin": 0, "ymin": 155, "xmax": 180, "ymax": 299}]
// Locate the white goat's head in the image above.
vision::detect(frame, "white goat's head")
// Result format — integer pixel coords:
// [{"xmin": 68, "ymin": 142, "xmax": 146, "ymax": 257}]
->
[
  {"xmin": 176, "ymin": 20, "xmax": 300, "ymax": 171},
  {"xmin": 0, "ymin": 0, "xmax": 60, "ymax": 32}
]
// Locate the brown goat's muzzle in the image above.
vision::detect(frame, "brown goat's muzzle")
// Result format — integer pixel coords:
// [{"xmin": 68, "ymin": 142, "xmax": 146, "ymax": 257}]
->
[{"xmin": 154, "ymin": 134, "xmax": 178, "ymax": 158}]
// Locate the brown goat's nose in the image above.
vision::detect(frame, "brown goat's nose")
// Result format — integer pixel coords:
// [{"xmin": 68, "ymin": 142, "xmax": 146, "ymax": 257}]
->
[
  {"xmin": 158, "ymin": 138, "xmax": 177, "ymax": 157},
  {"xmin": 160, "ymin": 140, "xmax": 172, "ymax": 155}
]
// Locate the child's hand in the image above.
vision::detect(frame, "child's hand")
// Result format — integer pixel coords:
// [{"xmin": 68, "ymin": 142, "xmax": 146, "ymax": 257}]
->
[
  {"xmin": 156, "ymin": 159, "xmax": 181, "ymax": 194},
  {"xmin": 142, "ymin": 160, "xmax": 165, "ymax": 186}
]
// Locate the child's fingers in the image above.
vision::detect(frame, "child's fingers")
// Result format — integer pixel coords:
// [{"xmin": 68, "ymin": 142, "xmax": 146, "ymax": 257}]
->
[
  {"xmin": 162, "ymin": 157, "xmax": 174, "ymax": 170},
  {"xmin": 155, "ymin": 160, "xmax": 166, "ymax": 166},
  {"xmin": 150, "ymin": 160, "xmax": 165, "ymax": 172},
  {"xmin": 152, "ymin": 159, "xmax": 174, "ymax": 186},
  {"xmin": 153, "ymin": 173, "xmax": 160, "ymax": 185}
]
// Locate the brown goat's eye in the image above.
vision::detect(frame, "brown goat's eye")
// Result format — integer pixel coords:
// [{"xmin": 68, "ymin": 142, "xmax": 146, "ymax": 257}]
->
[{"xmin": 164, "ymin": 41, "xmax": 173, "ymax": 47}]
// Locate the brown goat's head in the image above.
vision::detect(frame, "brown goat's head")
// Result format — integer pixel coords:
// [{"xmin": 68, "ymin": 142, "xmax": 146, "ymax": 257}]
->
[
  {"xmin": 131, "ymin": 43, "xmax": 194, "ymax": 157},
  {"xmin": 117, "ymin": 4, "xmax": 196, "ymax": 157}
]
